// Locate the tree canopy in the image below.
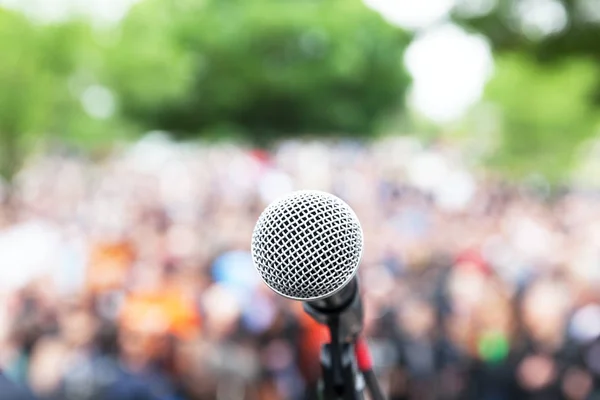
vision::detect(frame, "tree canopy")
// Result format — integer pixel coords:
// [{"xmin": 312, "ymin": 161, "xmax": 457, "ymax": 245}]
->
[
  {"xmin": 453, "ymin": 0, "xmax": 600, "ymax": 181},
  {"xmin": 453, "ymin": 0, "xmax": 600, "ymax": 63},
  {"xmin": 0, "ymin": 8, "xmax": 121, "ymax": 179},
  {"xmin": 104, "ymin": 0, "xmax": 412, "ymax": 142}
]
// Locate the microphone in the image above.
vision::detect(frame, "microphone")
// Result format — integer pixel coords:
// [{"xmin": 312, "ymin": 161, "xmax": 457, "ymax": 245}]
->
[
  {"xmin": 251, "ymin": 190, "xmax": 383, "ymax": 400},
  {"xmin": 251, "ymin": 190, "xmax": 364, "ymax": 341}
]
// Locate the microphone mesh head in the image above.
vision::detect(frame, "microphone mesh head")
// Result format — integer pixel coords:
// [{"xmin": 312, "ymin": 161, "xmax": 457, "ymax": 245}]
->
[{"xmin": 251, "ymin": 190, "xmax": 363, "ymax": 300}]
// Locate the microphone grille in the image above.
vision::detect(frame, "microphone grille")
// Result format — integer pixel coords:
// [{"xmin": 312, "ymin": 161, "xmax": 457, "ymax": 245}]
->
[{"xmin": 251, "ymin": 190, "xmax": 363, "ymax": 300}]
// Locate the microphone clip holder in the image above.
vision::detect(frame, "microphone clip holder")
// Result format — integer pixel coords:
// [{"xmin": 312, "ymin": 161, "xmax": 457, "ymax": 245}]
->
[
  {"xmin": 318, "ymin": 340, "xmax": 364, "ymax": 400},
  {"xmin": 304, "ymin": 281, "xmax": 365, "ymax": 400},
  {"xmin": 303, "ymin": 279, "xmax": 363, "ymax": 343}
]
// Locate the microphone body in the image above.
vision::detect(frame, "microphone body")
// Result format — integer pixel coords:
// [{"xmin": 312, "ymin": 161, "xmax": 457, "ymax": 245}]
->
[{"xmin": 304, "ymin": 278, "xmax": 363, "ymax": 343}]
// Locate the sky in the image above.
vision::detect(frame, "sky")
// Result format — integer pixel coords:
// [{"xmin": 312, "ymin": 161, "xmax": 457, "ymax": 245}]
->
[
  {"xmin": 0, "ymin": 0, "xmax": 494, "ymax": 124},
  {"xmin": 364, "ymin": 0, "xmax": 493, "ymax": 122}
]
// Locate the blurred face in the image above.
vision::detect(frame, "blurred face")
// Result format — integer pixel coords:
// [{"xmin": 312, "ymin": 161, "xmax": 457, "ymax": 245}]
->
[
  {"xmin": 60, "ymin": 309, "xmax": 96, "ymax": 348},
  {"xmin": 202, "ymin": 284, "xmax": 241, "ymax": 339},
  {"xmin": 400, "ymin": 299, "xmax": 435, "ymax": 338},
  {"xmin": 448, "ymin": 266, "xmax": 489, "ymax": 313},
  {"xmin": 445, "ymin": 313, "xmax": 471, "ymax": 351},
  {"xmin": 119, "ymin": 327, "xmax": 166, "ymax": 367},
  {"xmin": 476, "ymin": 284, "xmax": 512, "ymax": 334},
  {"xmin": 521, "ymin": 281, "xmax": 571, "ymax": 345}
]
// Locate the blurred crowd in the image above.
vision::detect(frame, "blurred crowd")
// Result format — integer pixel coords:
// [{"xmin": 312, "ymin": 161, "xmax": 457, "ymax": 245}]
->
[{"xmin": 2, "ymin": 134, "xmax": 600, "ymax": 400}]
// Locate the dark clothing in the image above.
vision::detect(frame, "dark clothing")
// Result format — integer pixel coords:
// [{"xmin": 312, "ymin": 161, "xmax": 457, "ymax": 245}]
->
[
  {"xmin": 43, "ymin": 356, "xmax": 171, "ymax": 400},
  {"xmin": 467, "ymin": 359, "xmax": 519, "ymax": 400},
  {"xmin": 106, "ymin": 370, "xmax": 165, "ymax": 400}
]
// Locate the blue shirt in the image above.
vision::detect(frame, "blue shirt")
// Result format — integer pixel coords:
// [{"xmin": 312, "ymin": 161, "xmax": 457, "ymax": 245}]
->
[{"xmin": 0, "ymin": 372, "xmax": 38, "ymax": 400}]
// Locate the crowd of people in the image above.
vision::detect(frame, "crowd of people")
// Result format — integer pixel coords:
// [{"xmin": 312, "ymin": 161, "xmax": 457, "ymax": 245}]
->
[{"xmin": 1, "ymin": 134, "xmax": 600, "ymax": 400}]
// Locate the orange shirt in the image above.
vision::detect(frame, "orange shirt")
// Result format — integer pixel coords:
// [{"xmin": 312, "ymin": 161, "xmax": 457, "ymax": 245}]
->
[
  {"xmin": 86, "ymin": 242, "xmax": 135, "ymax": 294},
  {"xmin": 119, "ymin": 289, "xmax": 201, "ymax": 340}
]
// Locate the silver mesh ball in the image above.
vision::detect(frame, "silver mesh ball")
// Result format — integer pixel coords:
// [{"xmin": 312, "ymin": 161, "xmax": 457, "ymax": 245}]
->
[{"xmin": 251, "ymin": 190, "xmax": 363, "ymax": 300}]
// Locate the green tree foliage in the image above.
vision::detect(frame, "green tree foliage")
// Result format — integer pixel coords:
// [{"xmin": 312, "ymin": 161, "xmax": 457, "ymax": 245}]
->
[
  {"xmin": 0, "ymin": 9, "xmax": 44, "ymax": 179},
  {"xmin": 0, "ymin": 9, "xmax": 95, "ymax": 179},
  {"xmin": 483, "ymin": 53, "xmax": 600, "ymax": 181},
  {"xmin": 105, "ymin": 0, "xmax": 412, "ymax": 142}
]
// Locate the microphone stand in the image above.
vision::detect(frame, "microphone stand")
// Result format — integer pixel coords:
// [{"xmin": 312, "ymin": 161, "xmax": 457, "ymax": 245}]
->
[
  {"xmin": 318, "ymin": 316, "xmax": 364, "ymax": 400},
  {"xmin": 304, "ymin": 281, "xmax": 384, "ymax": 400}
]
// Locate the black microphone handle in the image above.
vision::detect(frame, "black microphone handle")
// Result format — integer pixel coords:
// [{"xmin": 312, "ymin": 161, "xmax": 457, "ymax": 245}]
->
[{"xmin": 303, "ymin": 278, "xmax": 364, "ymax": 343}]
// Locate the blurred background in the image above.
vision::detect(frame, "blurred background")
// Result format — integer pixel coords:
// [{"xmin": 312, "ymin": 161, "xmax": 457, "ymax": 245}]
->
[{"xmin": 1, "ymin": 0, "xmax": 600, "ymax": 399}]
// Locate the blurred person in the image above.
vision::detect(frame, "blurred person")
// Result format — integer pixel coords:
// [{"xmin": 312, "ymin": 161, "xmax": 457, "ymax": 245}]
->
[
  {"xmin": 0, "ymin": 371, "xmax": 38, "ymax": 400},
  {"xmin": 254, "ymin": 309, "xmax": 305, "ymax": 400},
  {"xmin": 86, "ymin": 240, "xmax": 135, "ymax": 298},
  {"xmin": 25, "ymin": 300, "xmax": 162, "ymax": 400},
  {"xmin": 563, "ymin": 303, "xmax": 599, "ymax": 400},
  {"xmin": 391, "ymin": 295, "xmax": 439, "ymax": 400},
  {"xmin": 112, "ymin": 324, "xmax": 179, "ymax": 400},
  {"xmin": 3, "ymin": 284, "xmax": 59, "ymax": 386},
  {"xmin": 465, "ymin": 278, "xmax": 518, "ymax": 400},
  {"xmin": 115, "ymin": 265, "xmax": 201, "ymax": 400},
  {"xmin": 196, "ymin": 283, "xmax": 276, "ymax": 400},
  {"xmin": 513, "ymin": 278, "xmax": 576, "ymax": 399}
]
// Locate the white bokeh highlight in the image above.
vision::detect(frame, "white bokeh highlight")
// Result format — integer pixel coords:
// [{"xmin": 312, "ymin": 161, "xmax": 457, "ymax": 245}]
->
[{"xmin": 405, "ymin": 24, "xmax": 494, "ymax": 123}]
